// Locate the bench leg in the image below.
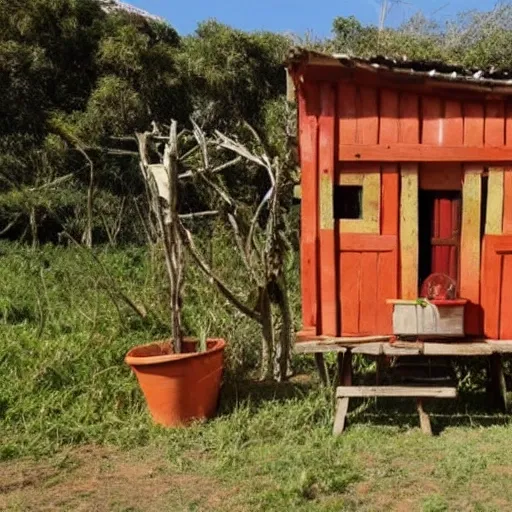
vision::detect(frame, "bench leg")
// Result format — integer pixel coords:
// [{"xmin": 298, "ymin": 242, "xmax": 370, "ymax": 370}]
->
[
  {"xmin": 340, "ymin": 350, "xmax": 353, "ymax": 386},
  {"xmin": 416, "ymin": 399, "xmax": 432, "ymax": 435},
  {"xmin": 333, "ymin": 396, "xmax": 350, "ymax": 435},
  {"xmin": 489, "ymin": 353, "xmax": 508, "ymax": 412},
  {"xmin": 376, "ymin": 354, "xmax": 386, "ymax": 385},
  {"xmin": 315, "ymin": 353, "xmax": 330, "ymax": 386}
]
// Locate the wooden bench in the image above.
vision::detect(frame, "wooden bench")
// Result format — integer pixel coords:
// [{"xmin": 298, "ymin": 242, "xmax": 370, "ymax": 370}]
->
[{"xmin": 333, "ymin": 386, "xmax": 458, "ymax": 435}]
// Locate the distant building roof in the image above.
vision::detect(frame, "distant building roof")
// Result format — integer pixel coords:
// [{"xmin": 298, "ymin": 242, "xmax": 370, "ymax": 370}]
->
[
  {"xmin": 287, "ymin": 47, "xmax": 512, "ymax": 93},
  {"xmin": 99, "ymin": 0, "xmax": 166, "ymax": 23}
]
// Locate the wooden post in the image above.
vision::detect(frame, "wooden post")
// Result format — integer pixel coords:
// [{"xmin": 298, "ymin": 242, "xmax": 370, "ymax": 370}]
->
[
  {"xmin": 486, "ymin": 168, "xmax": 504, "ymax": 235},
  {"xmin": 400, "ymin": 165, "xmax": 419, "ymax": 299},
  {"xmin": 340, "ymin": 350, "xmax": 353, "ymax": 385},
  {"xmin": 337, "ymin": 353, "xmax": 344, "ymax": 386},
  {"xmin": 461, "ymin": 167, "xmax": 483, "ymax": 334},
  {"xmin": 489, "ymin": 353, "xmax": 508, "ymax": 411},
  {"xmin": 333, "ymin": 350, "xmax": 353, "ymax": 435},
  {"xmin": 333, "ymin": 396, "xmax": 350, "ymax": 435},
  {"xmin": 376, "ymin": 355, "xmax": 387, "ymax": 385},
  {"xmin": 416, "ymin": 399, "xmax": 433, "ymax": 435}
]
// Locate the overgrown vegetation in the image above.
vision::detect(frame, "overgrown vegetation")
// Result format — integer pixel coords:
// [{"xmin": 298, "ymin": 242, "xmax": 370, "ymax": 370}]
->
[
  {"xmin": 2, "ymin": 1, "xmax": 512, "ymax": 246},
  {"xmin": 2, "ymin": 4, "xmax": 512, "ymax": 508},
  {"xmin": 1, "ymin": 241, "xmax": 512, "ymax": 511}
]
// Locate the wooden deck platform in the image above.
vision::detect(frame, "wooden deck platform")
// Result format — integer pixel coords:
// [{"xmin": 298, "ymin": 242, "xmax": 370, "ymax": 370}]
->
[
  {"xmin": 294, "ymin": 337, "xmax": 512, "ymax": 357},
  {"xmin": 295, "ymin": 336, "xmax": 511, "ymax": 434}
]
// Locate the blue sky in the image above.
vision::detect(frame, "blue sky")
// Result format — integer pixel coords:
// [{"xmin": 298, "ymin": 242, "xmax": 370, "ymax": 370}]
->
[{"xmin": 129, "ymin": 0, "xmax": 499, "ymax": 37}]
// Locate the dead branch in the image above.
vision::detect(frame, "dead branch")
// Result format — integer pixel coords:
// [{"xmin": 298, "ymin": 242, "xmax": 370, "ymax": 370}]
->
[
  {"xmin": 28, "ymin": 173, "xmax": 74, "ymax": 192},
  {"xmin": 181, "ymin": 225, "xmax": 262, "ymax": 324},
  {"xmin": 179, "ymin": 210, "xmax": 219, "ymax": 220},
  {"xmin": 0, "ymin": 214, "xmax": 22, "ymax": 236},
  {"xmin": 178, "ymin": 156, "xmax": 241, "ymax": 180}
]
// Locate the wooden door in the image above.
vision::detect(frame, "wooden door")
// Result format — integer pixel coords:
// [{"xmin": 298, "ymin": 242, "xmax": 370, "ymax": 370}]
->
[
  {"xmin": 339, "ymin": 234, "xmax": 398, "ymax": 336},
  {"xmin": 431, "ymin": 193, "xmax": 461, "ymax": 282},
  {"xmin": 481, "ymin": 235, "xmax": 512, "ymax": 339}
]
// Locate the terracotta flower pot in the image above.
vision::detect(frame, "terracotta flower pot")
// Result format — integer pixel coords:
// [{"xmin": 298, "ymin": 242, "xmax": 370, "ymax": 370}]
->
[{"xmin": 125, "ymin": 338, "xmax": 226, "ymax": 427}]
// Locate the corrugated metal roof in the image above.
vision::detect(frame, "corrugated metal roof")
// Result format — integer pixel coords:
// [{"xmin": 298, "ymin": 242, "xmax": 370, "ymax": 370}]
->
[
  {"xmin": 99, "ymin": 0, "xmax": 166, "ymax": 23},
  {"xmin": 287, "ymin": 47, "xmax": 512, "ymax": 90}
]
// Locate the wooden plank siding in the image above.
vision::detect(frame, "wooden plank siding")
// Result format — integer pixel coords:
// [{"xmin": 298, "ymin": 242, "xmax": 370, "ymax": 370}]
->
[
  {"xmin": 481, "ymin": 236, "xmax": 512, "ymax": 339},
  {"xmin": 460, "ymin": 168, "xmax": 483, "ymax": 334},
  {"xmin": 296, "ymin": 74, "xmax": 512, "ymax": 338},
  {"xmin": 318, "ymin": 83, "xmax": 338, "ymax": 336},
  {"xmin": 337, "ymin": 85, "xmax": 399, "ymax": 335},
  {"xmin": 298, "ymin": 82, "xmax": 320, "ymax": 333}
]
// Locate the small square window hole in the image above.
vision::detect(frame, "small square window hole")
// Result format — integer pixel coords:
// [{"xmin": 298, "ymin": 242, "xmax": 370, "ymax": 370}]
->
[{"xmin": 334, "ymin": 185, "xmax": 363, "ymax": 219}]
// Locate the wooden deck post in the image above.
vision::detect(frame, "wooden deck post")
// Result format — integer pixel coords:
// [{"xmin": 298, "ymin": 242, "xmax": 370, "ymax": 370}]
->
[
  {"xmin": 333, "ymin": 350, "xmax": 353, "ymax": 434},
  {"xmin": 340, "ymin": 350, "xmax": 353, "ymax": 385},
  {"xmin": 416, "ymin": 399, "xmax": 432, "ymax": 435},
  {"xmin": 489, "ymin": 353, "xmax": 508, "ymax": 411}
]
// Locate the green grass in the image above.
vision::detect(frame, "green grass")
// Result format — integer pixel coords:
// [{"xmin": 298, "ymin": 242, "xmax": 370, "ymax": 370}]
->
[{"xmin": 1, "ymin": 241, "xmax": 512, "ymax": 511}]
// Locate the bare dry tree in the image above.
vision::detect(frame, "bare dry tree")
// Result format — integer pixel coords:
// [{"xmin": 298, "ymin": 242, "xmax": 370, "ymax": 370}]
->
[{"xmin": 136, "ymin": 120, "xmax": 295, "ymax": 380}]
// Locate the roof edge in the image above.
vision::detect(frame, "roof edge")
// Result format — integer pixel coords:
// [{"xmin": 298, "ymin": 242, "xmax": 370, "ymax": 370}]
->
[{"xmin": 286, "ymin": 47, "xmax": 512, "ymax": 92}]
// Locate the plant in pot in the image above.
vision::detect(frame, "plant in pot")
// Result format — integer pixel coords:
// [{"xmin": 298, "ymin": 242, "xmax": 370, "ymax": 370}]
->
[{"xmin": 125, "ymin": 121, "xmax": 226, "ymax": 427}]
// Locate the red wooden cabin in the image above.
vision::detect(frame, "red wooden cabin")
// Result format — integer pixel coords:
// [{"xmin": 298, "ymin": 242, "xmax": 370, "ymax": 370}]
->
[{"xmin": 288, "ymin": 49, "xmax": 512, "ymax": 342}]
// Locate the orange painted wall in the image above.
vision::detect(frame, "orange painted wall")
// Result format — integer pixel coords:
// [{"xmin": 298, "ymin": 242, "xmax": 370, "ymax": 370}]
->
[{"xmin": 296, "ymin": 70, "xmax": 512, "ymax": 339}]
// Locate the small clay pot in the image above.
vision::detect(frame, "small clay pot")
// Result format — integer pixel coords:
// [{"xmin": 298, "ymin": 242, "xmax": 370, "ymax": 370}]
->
[{"xmin": 125, "ymin": 338, "xmax": 226, "ymax": 427}]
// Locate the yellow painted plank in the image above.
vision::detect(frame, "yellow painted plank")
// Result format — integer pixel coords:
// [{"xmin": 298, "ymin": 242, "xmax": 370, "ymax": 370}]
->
[
  {"xmin": 339, "ymin": 167, "xmax": 380, "ymax": 234},
  {"xmin": 319, "ymin": 173, "xmax": 333, "ymax": 230},
  {"xmin": 338, "ymin": 173, "xmax": 364, "ymax": 186},
  {"xmin": 486, "ymin": 168, "xmax": 504, "ymax": 234},
  {"xmin": 460, "ymin": 167, "xmax": 482, "ymax": 305},
  {"xmin": 400, "ymin": 164, "xmax": 419, "ymax": 299}
]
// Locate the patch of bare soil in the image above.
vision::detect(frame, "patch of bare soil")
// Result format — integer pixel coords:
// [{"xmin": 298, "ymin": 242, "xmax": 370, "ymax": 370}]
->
[{"xmin": 0, "ymin": 445, "xmax": 238, "ymax": 512}]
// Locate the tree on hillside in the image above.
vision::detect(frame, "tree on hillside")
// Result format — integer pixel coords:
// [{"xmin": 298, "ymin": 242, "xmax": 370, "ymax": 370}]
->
[
  {"xmin": 178, "ymin": 20, "xmax": 290, "ymax": 131},
  {"xmin": 332, "ymin": 4, "xmax": 512, "ymax": 69}
]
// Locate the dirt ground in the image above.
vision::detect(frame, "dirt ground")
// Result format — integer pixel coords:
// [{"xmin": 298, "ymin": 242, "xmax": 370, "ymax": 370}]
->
[{"xmin": 0, "ymin": 446, "xmax": 238, "ymax": 512}]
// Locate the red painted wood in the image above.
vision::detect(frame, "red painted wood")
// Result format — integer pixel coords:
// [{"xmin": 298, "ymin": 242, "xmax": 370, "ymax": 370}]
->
[
  {"xmin": 420, "ymin": 163, "xmax": 462, "ymax": 190},
  {"xmin": 432, "ymin": 197, "xmax": 439, "ymax": 272},
  {"xmin": 340, "ymin": 252, "xmax": 360, "ymax": 335},
  {"xmin": 506, "ymin": 102, "xmax": 512, "ymax": 147},
  {"xmin": 379, "ymin": 165, "xmax": 399, "ymax": 333},
  {"xmin": 450, "ymin": 199, "xmax": 461, "ymax": 281},
  {"xmin": 358, "ymin": 87, "xmax": 379, "ymax": 144},
  {"xmin": 295, "ymin": 67, "xmax": 512, "ymax": 341},
  {"xmin": 340, "ymin": 234, "xmax": 396, "ymax": 252},
  {"xmin": 338, "ymin": 83, "xmax": 357, "ymax": 145},
  {"xmin": 318, "ymin": 83, "xmax": 338, "ymax": 336},
  {"xmin": 339, "ymin": 234, "xmax": 398, "ymax": 335},
  {"xmin": 430, "ymin": 195, "xmax": 460, "ymax": 282},
  {"xmin": 298, "ymin": 82, "xmax": 320, "ymax": 331},
  {"xmin": 422, "ymin": 96, "xmax": 443, "ymax": 145},
  {"xmin": 379, "ymin": 89, "xmax": 399, "ymax": 144},
  {"xmin": 481, "ymin": 236, "xmax": 504, "ymax": 339},
  {"xmin": 500, "ymin": 255, "xmax": 512, "ymax": 339},
  {"xmin": 464, "ymin": 102, "xmax": 485, "ymax": 146},
  {"xmin": 444, "ymin": 100, "xmax": 464, "ymax": 145},
  {"xmin": 485, "ymin": 101, "xmax": 505, "ymax": 147},
  {"xmin": 504, "ymin": 170, "xmax": 512, "ymax": 234},
  {"xmin": 399, "ymin": 93, "xmax": 420, "ymax": 143},
  {"xmin": 359, "ymin": 252, "xmax": 378, "ymax": 334},
  {"xmin": 438, "ymin": 198, "xmax": 453, "ymax": 277},
  {"xmin": 338, "ymin": 144, "xmax": 512, "ymax": 162},
  {"xmin": 301, "ymin": 66, "xmax": 512, "ymax": 101},
  {"xmin": 377, "ymin": 250, "xmax": 397, "ymax": 334},
  {"xmin": 379, "ymin": 93, "xmax": 401, "ymax": 320},
  {"xmin": 430, "ymin": 299, "xmax": 467, "ymax": 306}
]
